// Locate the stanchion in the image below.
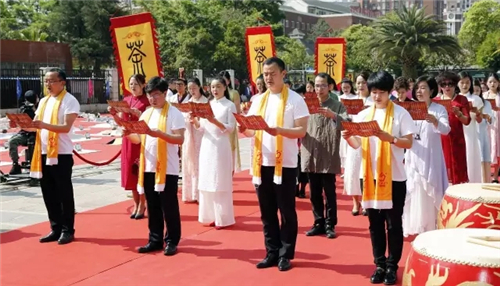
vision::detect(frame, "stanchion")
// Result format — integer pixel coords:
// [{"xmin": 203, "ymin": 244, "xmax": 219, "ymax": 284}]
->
[{"xmin": 72, "ymin": 150, "xmax": 121, "ymax": 166}]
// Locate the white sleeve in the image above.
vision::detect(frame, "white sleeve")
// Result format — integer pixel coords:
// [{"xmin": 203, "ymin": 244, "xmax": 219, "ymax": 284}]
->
[
  {"xmin": 246, "ymin": 96, "xmax": 259, "ymax": 116},
  {"xmin": 293, "ymin": 96, "xmax": 310, "ymax": 120},
  {"xmin": 221, "ymin": 103, "xmax": 236, "ymax": 133},
  {"xmin": 64, "ymin": 96, "xmax": 80, "ymax": 115},
  {"xmin": 35, "ymin": 97, "xmax": 47, "ymax": 116},
  {"xmin": 170, "ymin": 108, "xmax": 186, "ymax": 131},
  {"xmin": 432, "ymin": 105, "xmax": 451, "ymax": 135},
  {"xmin": 473, "ymin": 96, "xmax": 484, "ymax": 109},
  {"xmin": 399, "ymin": 109, "xmax": 417, "ymax": 137}
]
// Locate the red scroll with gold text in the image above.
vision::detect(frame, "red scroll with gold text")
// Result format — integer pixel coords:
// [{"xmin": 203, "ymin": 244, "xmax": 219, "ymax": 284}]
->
[
  {"xmin": 315, "ymin": 37, "xmax": 346, "ymax": 85},
  {"xmin": 245, "ymin": 26, "xmax": 276, "ymax": 86},
  {"xmin": 110, "ymin": 13, "xmax": 162, "ymax": 96}
]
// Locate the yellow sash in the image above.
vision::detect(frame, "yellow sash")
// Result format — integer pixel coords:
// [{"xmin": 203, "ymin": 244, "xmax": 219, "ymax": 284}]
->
[
  {"xmin": 137, "ymin": 103, "xmax": 169, "ymax": 194},
  {"xmin": 252, "ymin": 87, "xmax": 288, "ymax": 185},
  {"xmin": 30, "ymin": 90, "xmax": 67, "ymax": 179},
  {"xmin": 361, "ymin": 101, "xmax": 394, "ymax": 209}
]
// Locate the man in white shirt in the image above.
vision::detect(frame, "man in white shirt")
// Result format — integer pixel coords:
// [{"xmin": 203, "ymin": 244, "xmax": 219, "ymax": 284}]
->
[
  {"xmin": 126, "ymin": 77, "xmax": 186, "ymax": 256},
  {"xmin": 33, "ymin": 68, "xmax": 80, "ymax": 245},
  {"xmin": 343, "ymin": 71, "xmax": 416, "ymax": 285},
  {"xmin": 240, "ymin": 57, "xmax": 309, "ymax": 271}
]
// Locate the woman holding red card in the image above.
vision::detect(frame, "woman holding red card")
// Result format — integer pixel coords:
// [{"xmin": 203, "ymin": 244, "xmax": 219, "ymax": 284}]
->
[
  {"xmin": 109, "ymin": 74, "xmax": 150, "ymax": 219},
  {"xmin": 433, "ymin": 71, "xmax": 471, "ymax": 184}
]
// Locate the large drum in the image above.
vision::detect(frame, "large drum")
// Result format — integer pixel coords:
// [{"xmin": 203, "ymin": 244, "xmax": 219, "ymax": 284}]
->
[
  {"xmin": 438, "ymin": 183, "xmax": 500, "ymax": 229},
  {"xmin": 403, "ymin": 228, "xmax": 500, "ymax": 286}
]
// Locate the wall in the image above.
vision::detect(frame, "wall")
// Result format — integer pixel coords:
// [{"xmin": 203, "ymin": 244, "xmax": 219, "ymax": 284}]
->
[{"xmin": 0, "ymin": 40, "xmax": 72, "ymax": 70}]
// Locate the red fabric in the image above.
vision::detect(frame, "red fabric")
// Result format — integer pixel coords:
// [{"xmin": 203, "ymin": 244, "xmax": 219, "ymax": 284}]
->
[
  {"xmin": 435, "ymin": 95, "xmax": 471, "ymax": 184},
  {"xmin": 120, "ymin": 95, "xmax": 150, "ymax": 190}
]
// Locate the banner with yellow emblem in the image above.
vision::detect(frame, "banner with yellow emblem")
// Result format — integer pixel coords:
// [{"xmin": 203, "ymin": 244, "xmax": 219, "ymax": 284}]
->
[
  {"xmin": 315, "ymin": 37, "xmax": 346, "ymax": 85},
  {"xmin": 110, "ymin": 12, "xmax": 162, "ymax": 96},
  {"xmin": 245, "ymin": 26, "xmax": 276, "ymax": 86}
]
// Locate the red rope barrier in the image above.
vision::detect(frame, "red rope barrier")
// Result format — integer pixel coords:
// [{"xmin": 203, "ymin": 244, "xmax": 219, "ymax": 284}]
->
[{"xmin": 72, "ymin": 150, "xmax": 121, "ymax": 166}]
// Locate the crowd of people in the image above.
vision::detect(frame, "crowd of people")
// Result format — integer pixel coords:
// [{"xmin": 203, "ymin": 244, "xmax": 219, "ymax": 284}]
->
[{"xmin": 8, "ymin": 59, "xmax": 500, "ymax": 285}]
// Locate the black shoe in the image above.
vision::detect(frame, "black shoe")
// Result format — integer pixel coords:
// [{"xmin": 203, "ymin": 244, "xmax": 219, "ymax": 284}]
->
[
  {"xmin": 256, "ymin": 254, "xmax": 279, "ymax": 269},
  {"xmin": 9, "ymin": 163, "xmax": 21, "ymax": 175},
  {"xmin": 138, "ymin": 242, "xmax": 163, "ymax": 253},
  {"xmin": 134, "ymin": 213, "xmax": 145, "ymax": 220},
  {"xmin": 383, "ymin": 268, "xmax": 397, "ymax": 285},
  {"xmin": 306, "ymin": 224, "xmax": 325, "ymax": 236},
  {"xmin": 164, "ymin": 242, "xmax": 178, "ymax": 256},
  {"xmin": 130, "ymin": 212, "xmax": 137, "ymax": 219},
  {"xmin": 57, "ymin": 233, "xmax": 74, "ymax": 245},
  {"xmin": 370, "ymin": 267, "xmax": 386, "ymax": 284},
  {"xmin": 39, "ymin": 231, "xmax": 60, "ymax": 243},
  {"xmin": 362, "ymin": 210, "xmax": 368, "ymax": 216},
  {"xmin": 325, "ymin": 226, "xmax": 337, "ymax": 239},
  {"xmin": 277, "ymin": 257, "xmax": 292, "ymax": 271}
]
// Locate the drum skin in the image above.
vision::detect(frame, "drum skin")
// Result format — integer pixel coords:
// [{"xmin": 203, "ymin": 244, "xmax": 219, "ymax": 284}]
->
[
  {"xmin": 403, "ymin": 246, "xmax": 500, "ymax": 286},
  {"xmin": 438, "ymin": 193, "xmax": 500, "ymax": 229}
]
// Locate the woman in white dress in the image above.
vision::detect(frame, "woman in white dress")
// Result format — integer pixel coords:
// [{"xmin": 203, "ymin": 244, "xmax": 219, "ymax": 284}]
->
[
  {"xmin": 403, "ymin": 76, "xmax": 450, "ymax": 237},
  {"xmin": 484, "ymin": 73, "xmax": 500, "ymax": 183},
  {"xmin": 339, "ymin": 78, "xmax": 357, "ymax": 169},
  {"xmin": 181, "ymin": 78, "xmax": 208, "ymax": 203},
  {"xmin": 473, "ymin": 79, "xmax": 493, "ymax": 183},
  {"xmin": 343, "ymin": 72, "xmax": 374, "ymax": 216},
  {"xmin": 458, "ymin": 71, "xmax": 483, "ymax": 183},
  {"xmin": 191, "ymin": 77, "xmax": 236, "ymax": 229}
]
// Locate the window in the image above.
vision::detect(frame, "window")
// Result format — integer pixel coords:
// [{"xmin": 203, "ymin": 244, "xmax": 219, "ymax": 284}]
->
[
  {"xmin": 292, "ymin": 21, "xmax": 295, "ymax": 28},
  {"xmin": 302, "ymin": 22, "xmax": 305, "ymax": 30},
  {"xmin": 307, "ymin": 23, "xmax": 310, "ymax": 30},
  {"xmin": 286, "ymin": 20, "xmax": 289, "ymax": 27}
]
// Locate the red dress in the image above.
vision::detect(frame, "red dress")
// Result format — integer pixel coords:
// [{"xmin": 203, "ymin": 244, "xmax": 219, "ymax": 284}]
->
[
  {"xmin": 435, "ymin": 95, "xmax": 471, "ymax": 184},
  {"xmin": 121, "ymin": 95, "xmax": 150, "ymax": 190}
]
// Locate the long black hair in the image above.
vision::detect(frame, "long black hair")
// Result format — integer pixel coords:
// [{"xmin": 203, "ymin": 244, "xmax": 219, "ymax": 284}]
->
[
  {"xmin": 187, "ymin": 78, "xmax": 206, "ymax": 97},
  {"xmin": 212, "ymin": 76, "xmax": 230, "ymax": 100},
  {"xmin": 219, "ymin": 71, "xmax": 233, "ymax": 89}
]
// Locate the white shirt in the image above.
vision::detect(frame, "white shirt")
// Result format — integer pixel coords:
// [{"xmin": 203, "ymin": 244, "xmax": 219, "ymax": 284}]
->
[
  {"xmin": 354, "ymin": 104, "xmax": 416, "ymax": 181},
  {"xmin": 36, "ymin": 93, "xmax": 80, "ymax": 155},
  {"xmin": 167, "ymin": 93, "xmax": 190, "ymax": 104},
  {"xmin": 247, "ymin": 89, "xmax": 310, "ymax": 168},
  {"xmin": 139, "ymin": 105, "xmax": 186, "ymax": 176}
]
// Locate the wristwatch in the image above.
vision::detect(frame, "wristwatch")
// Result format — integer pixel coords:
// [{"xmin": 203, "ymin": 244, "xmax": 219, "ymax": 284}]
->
[{"xmin": 391, "ymin": 137, "xmax": 397, "ymax": 144}]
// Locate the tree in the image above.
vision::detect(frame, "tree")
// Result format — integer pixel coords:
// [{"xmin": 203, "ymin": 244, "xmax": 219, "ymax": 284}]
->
[
  {"xmin": 48, "ymin": 0, "xmax": 126, "ymax": 70},
  {"xmin": 305, "ymin": 19, "xmax": 342, "ymax": 43},
  {"xmin": 0, "ymin": 0, "xmax": 55, "ymax": 40},
  {"xmin": 476, "ymin": 30, "xmax": 500, "ymax": 71},
  {"xmin": 458, "ymin": 0, "xmax": 500, "ymax": 62},
  {"xmin": 341, "ymin": 24, "xmax": 383, "ymax": 73},
  {"xmin": 276, "ymin": 36, "xmax": 311, "ymax": 71},
  {"xmin": 368, "ymin": 6, "xmax": 462, "ymax": 78}
]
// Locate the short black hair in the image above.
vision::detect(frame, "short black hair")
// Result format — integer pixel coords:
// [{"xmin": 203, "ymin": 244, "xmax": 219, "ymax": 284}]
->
[
  {"xmin": 284, "ymin": 78, "xmax": 292, "ymax": 85},
  {"xmin": 263, "ymin": 57, "xmax": 286, "ymax": 71},
  {"xmin": 292, "ymin": 84, "xmax": 306, "ymax": 94},
  {"xmin": 176, "ymin": 78, "xmax": 187, "ymax": 85},
  {"xmin": 46, "ymin": 68, "xmax": 66, "ymax": 81},
  {"xmin": 367, "ymin": 71, "xmax": 394, "ymax": 92},
  {"xmin": 413, "ymin": 75, "xmax": 438, "ymax": 100},
  {"xmin": 145, "ymin": 76, "xmax": 168, "ymax": 94}
]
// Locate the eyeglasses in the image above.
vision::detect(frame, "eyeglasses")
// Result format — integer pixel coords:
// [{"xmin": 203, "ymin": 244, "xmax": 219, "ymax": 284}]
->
[
  {"xmin": 315, "ymin": 84, "xmax": 328, "ymax": 89},
  {"xmin": 440, "ymin": 82, "xmax": 455, "ymax": 88},
  {"xmin": 44, "ymin": 80, "xmax": 61, "ymax": 85}
]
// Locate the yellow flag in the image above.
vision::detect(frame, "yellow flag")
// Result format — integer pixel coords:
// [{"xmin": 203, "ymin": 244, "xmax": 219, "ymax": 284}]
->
[
  {"xmin": 315, "ymin": 37, "xmax": 346, "ymax": 85},
  {"xmin": 245, "ymin": 26, "xmax": 276, "ymax": 86},
  {"xmin": 110, "ymin": 12, "xmax": 163, "ymax": 96}
]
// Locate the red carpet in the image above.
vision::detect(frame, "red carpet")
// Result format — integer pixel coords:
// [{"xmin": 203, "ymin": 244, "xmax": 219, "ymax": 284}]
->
[{"xmin": 1, "ymin": 172, "xmax": 412, "ymax": 286}]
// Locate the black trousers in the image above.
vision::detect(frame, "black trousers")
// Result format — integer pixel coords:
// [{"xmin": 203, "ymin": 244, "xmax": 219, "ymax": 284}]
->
[
  {"xmin": 296, "ymin": 155, "xmax": 308, "ymax": 184},
  {"xmin": 363, "ymin": 180, "xmax": 407, "ymax": 271},
  {"xmin": 256, "ymin": 166, "xmax": 298, "ymax": 259},
  {"xmin": 143, "ymin": 172, "xmax": 181, "ymax": 246},
  {"xmin": 308, "ymin": 173, "xmax": 337, "ymax": 227},
  {"xmin": 40, "ymin": 154, "xmax": 75, "ymax": 235}
]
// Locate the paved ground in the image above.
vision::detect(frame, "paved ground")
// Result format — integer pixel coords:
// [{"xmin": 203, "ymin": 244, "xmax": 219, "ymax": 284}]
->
[{"xmin": 0, "ymin": 133, "xmax": 252, "ymax": 233}]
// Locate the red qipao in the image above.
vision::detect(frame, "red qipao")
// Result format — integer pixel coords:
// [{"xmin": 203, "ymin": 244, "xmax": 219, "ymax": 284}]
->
[
  {"xmin": 121, "ymin": 95, "xmax": 150, "ymax": 190},
  {"xmin": 434, "ymin": 95, "xmax": 470, "ymax": 184}
]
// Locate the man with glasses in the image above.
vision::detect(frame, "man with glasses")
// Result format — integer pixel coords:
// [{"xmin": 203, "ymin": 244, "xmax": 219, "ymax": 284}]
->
[
  {"xmin": 301, "ymin": 72, "xmax": 348, "ymax": 239},
  {"xmin": 31, "ymin": 68, "xmax": 80, "ymax": 245},
  {"xmin": 167, "ymin": 78, "xmax": 189, "ymax": 104}
]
